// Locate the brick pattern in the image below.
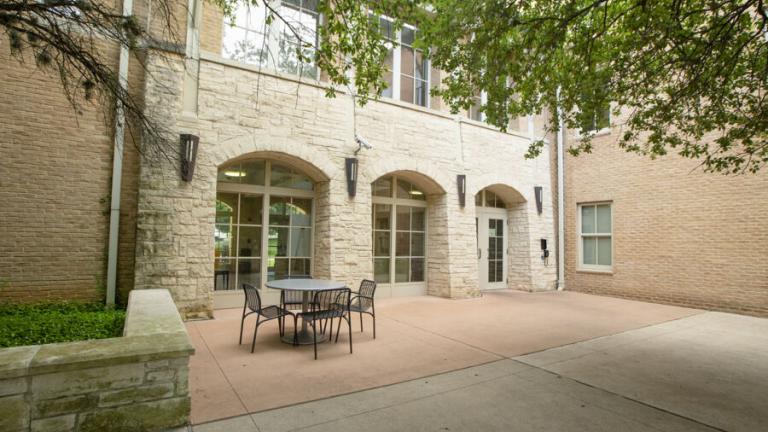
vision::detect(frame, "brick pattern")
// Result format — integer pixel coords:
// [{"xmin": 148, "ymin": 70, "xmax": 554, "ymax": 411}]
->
[
  {"xmin": 0, "ymin": 43, "xmax": 140, "ymax": 304},
  {"xmin": 564, "ymin": 128, "xmax": 768, "ymax": 317}
]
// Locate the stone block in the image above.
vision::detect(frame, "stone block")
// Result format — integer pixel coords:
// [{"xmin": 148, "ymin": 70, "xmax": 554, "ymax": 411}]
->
[
  {"xmin": 31, "ymin": 414, "xmax": 76, "ymax": 432},
  {"xmin": 0, "ymin": 377, "xmax": 27, "ymax": 397},
  {"xmin": 0, "ymin": 394, "xmax": 29, "ymax": 431},
  {"xmin": 77, "ymin": 396, "xmax": 190, "ymax": 432},
  {"xmin": 99, "ymin": 383, "xmax": 175, "ymax": 407},
  {"xmin": 31, "ymin": 363, "xmax": 144, "ymax": 398},
  {"xmin": 33, "ymin": 394, "xmax": 97, "ymax": 418}
]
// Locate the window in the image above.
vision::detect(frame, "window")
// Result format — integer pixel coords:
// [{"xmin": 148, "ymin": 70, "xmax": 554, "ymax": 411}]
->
[
  {"xmin": 373, "ymin": 15, "xmax": 430, "ymax": 108},
  {"xmin": 468, "ymin": 91, "xmax": 486, "ymax": 122},
  {"xmin": 372, "ymin": 176, "xmax": 427, "ymax": 284},
  {"xmin": 214, "ymin": 160, "xmax": 315, "ymax": 291},
  {"xmin": 222, "ymin": 0, "xmax": 319, "ymax": 79},
  {"xmin": 578, "ymin": 203, "xmax": 612, "ymax": 271},
  {"xmin": 475, "ymin": 189, "xmax": 506, "ymax": 209},
  {"xmin": 578, "ymin": 89, "xmax": 611, "ymax": 133}
]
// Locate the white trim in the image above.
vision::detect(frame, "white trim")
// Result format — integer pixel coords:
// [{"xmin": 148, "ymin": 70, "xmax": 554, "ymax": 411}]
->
[{"xmin": 576, "ymin": 201, "xmax": 613, "ymax": 273}]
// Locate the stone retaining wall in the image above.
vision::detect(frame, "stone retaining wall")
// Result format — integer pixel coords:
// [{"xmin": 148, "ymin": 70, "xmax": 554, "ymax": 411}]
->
[{"xmin": 0, "ymin": 289, "xmax": 194, "ymax": 431}]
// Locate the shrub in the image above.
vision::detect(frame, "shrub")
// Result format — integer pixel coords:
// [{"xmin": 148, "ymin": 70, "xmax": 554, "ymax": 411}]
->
[{"xmin": 0, "ymin": 302, "xmax": 125, "ymax": 348}]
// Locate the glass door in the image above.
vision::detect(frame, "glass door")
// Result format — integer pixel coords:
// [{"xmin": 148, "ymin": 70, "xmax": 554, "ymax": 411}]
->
[{"xmin": 477, "ymin": 211, "xmax": 507, "ymax": 290}]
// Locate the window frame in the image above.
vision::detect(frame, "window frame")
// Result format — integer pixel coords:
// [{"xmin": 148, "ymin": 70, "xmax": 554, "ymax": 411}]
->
[
  {"xmin": 215, "ymin": 160, "xmax": 317, "ymax": 292},
  {"xmin": 577, "ymin": 201, "xmax": 613, "ymax": 273},
  {"xmin": 371, "ymin": 175, "xmax": 428, "ymax": 286},
  {"xmin": 374, "ymin": 15, "xmax": 431, "ymax": 109},
  {"xmin": 576, "ymin": 102, "xmax": 612, "ymax": 137},
  {"xmin": 221, "ymin": 0, "xmax": 321, "ymax": 80}
]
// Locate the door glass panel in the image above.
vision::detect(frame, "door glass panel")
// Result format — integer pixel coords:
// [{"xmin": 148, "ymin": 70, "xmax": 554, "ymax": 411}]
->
[
  {"xmin": 396, "ymin": 206, "xmax": 410, "ymax": 230},
  {"xmin": 290, "ymin": 227, "xmax": 311, "ymax": 257},
  {"xmin": 581, "ymin": 206, "xmax": 596, "ymax": 234},
  {"xmin": 374, "ymin": 258, "xmax": 390, "ymax": 283},
  {"xmin": 410, "ymin": 233, "xmax": 425, "ymax": 256},
  {"xmin": 596, "ymin": 204, "xmax": 611, "ymax": 233},
  {"xmin": 290, "ymin": 198, "xmax": 312, "ymax": 227},
  {"xmin": 411, "ymin": 207, "xmax": 425, "ymax": 231},
  {"xmin": 268, "ymin": 227, "xmax": 289, "ymax": 257},
  {"xmin": 238, "ymin": 259, "xmax": 261, "ymax": 287},
  {"xmin": 395, "ymin": 232, "xmax": 410, "ymax": 256},
  {"xmin": 597, "ymin": 237, "xmax": 612, "ymax": 266},
  {"xmin": 214, "ymin": 224, "xmax": 234, "ymax": 258},
  {"xmin": 290, "ymin": 258, "xmax": 311, "ymax": 277},
  {"xmin": 410, "ymin": 258, "xmax": 424, "ymax": 282},
  {"xmin": 373, "ymin": 231, "xmax": 390, "ymax": 256},
  {"xmin": 395, "ymin": 258, "xmax": 409, "ymax": 282},
  {"xmin": 214, "ymin": 258, "xmax": 235, "ymax": 290},
  {"xmin": 216, "ymin": 193, "xmax": 239, "ymax": 224},
  {"xmin": 269, "ymin": 258, "xmax": 289, "ymax": 280},
  {"xmin": 583, "ymin": 237, "xmax": 597, "ymax": 265},
  {"xmin": 238, "ymin": 227, "xmax": 261, "ymax": 256},
  {"xmin": 374, "ymin": 204, "xmax": 391, "ymax": 229},
  {"xmin": 239, "ymin": 195, "xmax": 262, "ymax": 225},
  {"xmin": 488, "ymin": 237, "xmax": 496, "ymax": 260}
]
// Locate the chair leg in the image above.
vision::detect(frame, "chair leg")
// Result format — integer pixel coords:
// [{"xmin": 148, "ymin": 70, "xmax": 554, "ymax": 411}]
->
[
  {"xmin": 359, "ymin": 311, "xmax": 364, "ymax": 333},
  {"xmin": 347, "ymin": 315, "xmax": 353, "ymax": 354},
  {"xmin": 278, "ymin": 315, "xmax": 283, "ymax": 336},
  {"xmin": 292, "ymin": 315, "xmax": 299, "ymax": 346},
  {"xmin": 250, "ymin": 316, "xmax": 261, "ymax": 353},
  {"xmin": 328, "ymin": 317, "xmax": 334, "ymax": 341},
  {"xmin": 372, "ymin": 304, "xmax": 376, "ymax": 339},
  {"xmin": 313, "ymin": 320, "xmax": 318, "ymax": 360},
  {"xmin": 335, "ymin": 315, "xmax": 342, "ymax": 343},
  {"xmin": 239, "ymin": 314, "xmax": 245, "ymax": 345}
]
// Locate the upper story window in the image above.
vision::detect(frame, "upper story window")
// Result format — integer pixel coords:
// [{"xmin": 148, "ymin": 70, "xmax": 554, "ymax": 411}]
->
[
  {"xmin": 373, "ymin": 15, "xmax": 430, "ymax": 108},
  {"xmin": 468, "ymin": 91, "xmax": 487, "ymax": 122},
  {"xmin": 222, "ymin": 0, "xmax": 319, "ymax": 79},
  {"xmin": 578, "ymin": 202, "xmax": 612, "ymax": 271}
]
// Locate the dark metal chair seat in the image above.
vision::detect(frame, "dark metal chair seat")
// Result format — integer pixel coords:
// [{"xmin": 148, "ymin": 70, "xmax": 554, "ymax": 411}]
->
[
  {"xmin": 293, "ymin": 287, "xmax": 353, "ymax": 359},
  {"xmin": 239, "ymin": 283, "xmax": 295, "ymax": 353},
  {"xmin": 350, "ymin": 279, "xmax": 378, "ymax": 339}
]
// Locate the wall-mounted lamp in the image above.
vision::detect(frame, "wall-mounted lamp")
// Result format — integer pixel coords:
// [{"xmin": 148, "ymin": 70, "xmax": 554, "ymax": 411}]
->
[
  {"xmin": 534, "ymin": 186, "xmax": 543, "ymax": 214},
  {"xmin": 180, "ymin": 134, "xmax": 199, "ymax": 182},
  {"xmin": 457, "ymin": 175, "xmax": 467, "ymax": 207},
  {"xmin": 345, "ymin": 157, "xmax": 358, "ymax": 197}
]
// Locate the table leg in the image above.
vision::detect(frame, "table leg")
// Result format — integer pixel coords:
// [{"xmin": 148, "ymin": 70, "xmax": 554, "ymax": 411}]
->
[{"xmin": 280, "ymin": 290, "xmax": 329, "ymax": 345}]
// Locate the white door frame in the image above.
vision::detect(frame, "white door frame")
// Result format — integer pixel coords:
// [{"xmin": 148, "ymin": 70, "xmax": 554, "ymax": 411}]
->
[{"xmin": 476, "ymin": 207, "xmax": 508, "ymax": 290}]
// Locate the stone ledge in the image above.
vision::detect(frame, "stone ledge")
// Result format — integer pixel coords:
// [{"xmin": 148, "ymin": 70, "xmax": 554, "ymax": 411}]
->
[{"xmin": 0, "ymin": 290, "xmax": 194, "ymax": 380}]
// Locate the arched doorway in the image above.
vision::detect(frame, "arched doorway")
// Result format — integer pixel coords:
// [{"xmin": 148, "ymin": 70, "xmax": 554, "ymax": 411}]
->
[
  {"xmin": 475, "ymin": 186, "xmax": 527, "ymax": 290},
  {"xmin": 371, "ymin": 174, "xmax": 428, "ymax": 297},
  {"xmin": 214, "ymin": 158, "xmax": 317, "ymax": 307}
]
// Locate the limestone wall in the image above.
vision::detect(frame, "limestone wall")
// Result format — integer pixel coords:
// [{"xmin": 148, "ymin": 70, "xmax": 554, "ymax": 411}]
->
[
  {"xmin": 136, "ymin": 51, "xmax": 557, "ymax": 317},
  {"xmin": 0, "ymin": 289, "xmax": 194, "ymax": 431}
]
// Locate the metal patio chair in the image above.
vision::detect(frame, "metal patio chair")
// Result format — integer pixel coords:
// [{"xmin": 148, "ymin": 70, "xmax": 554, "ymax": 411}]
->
[
  {"xmin": 239, "ymin": 283, "xmax": 295, "ymax": 353},
  {"xmin": 294, "ymin": 287, "xmax": 352, "ymax": 360},
  {"xmin": 280, "ymin": 274, "xmax": 311, "ymax": 335},
  {"xmin": 349, "ymin": 279, "xmax": 378, "ymax": 339}
]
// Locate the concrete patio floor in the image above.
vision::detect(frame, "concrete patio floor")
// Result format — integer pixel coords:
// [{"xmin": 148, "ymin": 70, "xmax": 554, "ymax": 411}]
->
[
  {"xmin": 185, "ymin": 295, "xmax": 768, "ymax": 432},
  {"xmin": 186, "ymin": 290, "xmax": 700, "ymax": 425}
]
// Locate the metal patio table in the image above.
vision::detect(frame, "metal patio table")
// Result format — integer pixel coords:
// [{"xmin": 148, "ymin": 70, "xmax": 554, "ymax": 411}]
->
[{"xmin": 265, "ymin": 278, "xmax": 346, "ymax": 345}]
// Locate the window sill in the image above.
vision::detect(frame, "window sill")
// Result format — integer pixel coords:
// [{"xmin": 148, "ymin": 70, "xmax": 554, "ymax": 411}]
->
[
  {"xmin": 576, "ymin": 268, "xmax": 614, "ymax": 275},
  {"xmin": 573, "ymin": 127, "xmax": 612, "ymax": 139}
]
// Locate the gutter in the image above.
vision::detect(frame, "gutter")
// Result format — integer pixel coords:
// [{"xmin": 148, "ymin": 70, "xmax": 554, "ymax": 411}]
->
[
  {"xmin": 556, "ymin": 88, "xmax": 565, "ymax": 291},
  {"xmin": 106, "ymin": 0, "xmax": 134, "ymax": 306}
]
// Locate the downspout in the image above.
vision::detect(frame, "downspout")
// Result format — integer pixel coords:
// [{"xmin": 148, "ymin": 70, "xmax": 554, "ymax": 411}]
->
[
  {"xmin": 556, "ymin": 88, "xmax": 565, "ymax": 291},
  {"xmin": 106, "ymin": 0, "xmax": 134, "ymax": 306}
]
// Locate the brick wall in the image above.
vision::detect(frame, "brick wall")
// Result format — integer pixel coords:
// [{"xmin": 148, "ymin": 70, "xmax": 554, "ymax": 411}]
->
[
  {"xmin": 564, "ymin": 129, "xmax": 768, "ymax": 316},
  {"xmin": 0, "ymin": 44, "xmax": 140, "ymax": 304}
]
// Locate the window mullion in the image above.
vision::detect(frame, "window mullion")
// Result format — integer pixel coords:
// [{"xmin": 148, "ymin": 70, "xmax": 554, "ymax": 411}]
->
[{"xmin": 392, "ymin": 30, "xmax": 401, "ymax": 100}]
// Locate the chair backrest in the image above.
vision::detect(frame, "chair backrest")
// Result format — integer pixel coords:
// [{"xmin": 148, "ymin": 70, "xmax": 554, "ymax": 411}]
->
[
  {"xmin": 242, "ymin": 283, "xmax": 262, "ymax": 312},
  {"xmin": 356, "ymin": 279, "xmax": 377, "ymax": 310},
  {"xmin": 311, "ymin": 288, "xmax": 350, "ymax": 313}
]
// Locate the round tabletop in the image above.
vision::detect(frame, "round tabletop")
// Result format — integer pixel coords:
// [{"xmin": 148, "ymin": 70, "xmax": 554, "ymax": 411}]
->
[{"xmin": 265, "ymin": 279, "xmax": 346, "ymax": 291}]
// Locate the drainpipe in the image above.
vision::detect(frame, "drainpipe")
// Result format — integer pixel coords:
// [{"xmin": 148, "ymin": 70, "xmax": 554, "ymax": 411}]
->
[
  {"xmin": 106, "ymin": 0, "xmax": 134, "ymax": 306},
  {"xmin": 556, "ymin": 88, "xmax": 565, "ymax": 291}
]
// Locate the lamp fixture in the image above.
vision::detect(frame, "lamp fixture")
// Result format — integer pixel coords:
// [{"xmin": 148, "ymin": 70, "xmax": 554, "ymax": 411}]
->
[
  {"xmin": 534, "ymin": 186, "xmax": 543, "ymax": 214},
  {"xmin": 345, "ymin": 157, "xmax": 358, "ymax": 197},
  {"xmin": 180, "ymin": 134, "xmax": 199, "ymax": 182},
  {"xmin": 224, "ymin": 170, "xmax": 246, "ymax": 178},
  {"xmin": 457, "ymin": 175, "xmax": 467, "ymax": 207}
]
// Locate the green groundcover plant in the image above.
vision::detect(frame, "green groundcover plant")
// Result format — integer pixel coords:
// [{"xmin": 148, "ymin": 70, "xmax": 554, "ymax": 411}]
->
[{"xmin": 0, "ymin": 302, "xmax": 125, "ymax": 348}]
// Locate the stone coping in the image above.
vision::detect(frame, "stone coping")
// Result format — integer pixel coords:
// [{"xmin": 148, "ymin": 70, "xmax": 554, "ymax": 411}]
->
[{"xmin": 0, "ymin": 289, "xmax": 194, "ymax": 380}]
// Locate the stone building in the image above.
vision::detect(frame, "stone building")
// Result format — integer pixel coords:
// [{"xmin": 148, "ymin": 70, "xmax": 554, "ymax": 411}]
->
[{"xmin": 0, "ymin": 0, "xmax": 765, "ymax": 318}]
